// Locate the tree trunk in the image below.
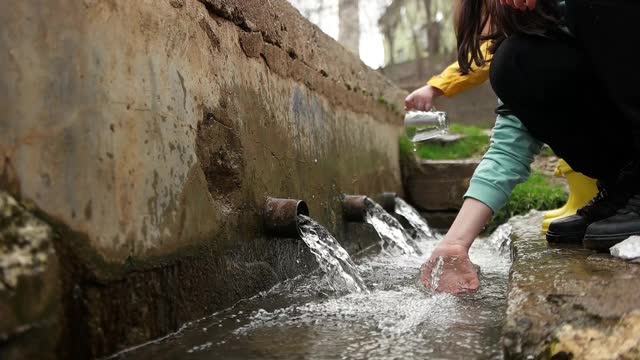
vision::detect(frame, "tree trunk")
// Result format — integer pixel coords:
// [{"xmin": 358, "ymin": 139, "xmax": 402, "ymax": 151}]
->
[
  {"xmin": 338, "ymin": 0, "xmax": 360, "ymax": 55},
  {"xmin": 412, "ymin": 31, "xmax": 424, "ymax": 79},
  {"xmin": 383, "ymin": 26, "xmax": 395, "ymax": 65},
  {"xmin": 422, "ymin": 0, "xmax": 441, "ymax": 55}
]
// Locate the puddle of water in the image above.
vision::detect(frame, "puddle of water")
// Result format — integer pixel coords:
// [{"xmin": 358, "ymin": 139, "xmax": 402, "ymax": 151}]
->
[
  {"xmin": 364, "ymin": 198, "xmax": 419, "ymax": 256},
  {"xmin": 112, "ymin": 216, "xmax": 511, "ymax": 360}
]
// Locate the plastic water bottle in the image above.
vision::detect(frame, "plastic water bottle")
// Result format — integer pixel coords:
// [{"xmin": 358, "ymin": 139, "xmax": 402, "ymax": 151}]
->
[{"xmin": 404, "ymin": 111, "xmax": 448, "ymax": 143}]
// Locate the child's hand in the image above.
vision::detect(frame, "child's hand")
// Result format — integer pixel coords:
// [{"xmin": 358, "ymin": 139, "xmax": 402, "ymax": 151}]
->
[
  {"xmin": 404, "ymin": 85, "xmax": 443, "ymax": 112},
  {"xmin": 499, "ymin": 0, "xmax": 537, "ymax": 10},
  {"xmin": 420, "ymin": 244, "xmax": 480, "ymax": 294}
]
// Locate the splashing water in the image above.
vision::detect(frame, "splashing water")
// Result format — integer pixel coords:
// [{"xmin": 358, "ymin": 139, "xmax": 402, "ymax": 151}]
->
[
  {"xmin": 363, "ymin": 198, "xmax": 418, "ymax": 256},
  {"xmin": 429, "ymin": 256, "xmax": 445, "ymax": 290},
  {"xmin": 297, "ymin": 215, "xmax": 368, "ymax": 293},
  {"xmin": 111, "ymin": 222, "xmax": 514, "ymax": 360},
  {"xmin": 485, "ymin": 223, "xmax": 513, "ymax": 256},
  {"xmin": 394, "ymin": 197, "xmax": 436, "ymax": 240}
]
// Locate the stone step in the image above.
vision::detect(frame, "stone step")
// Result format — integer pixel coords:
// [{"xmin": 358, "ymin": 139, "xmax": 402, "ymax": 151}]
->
[
  {"xmin": 404, "ymin": 159, "xmax": 480, "ymax": 211},
  {"xmin": 504, "ymin": 211, "xmax": 640, "ymax": 359},
  {"xmin": 423, "ymin": 133, "xmax": 465, "ymax": 145}
]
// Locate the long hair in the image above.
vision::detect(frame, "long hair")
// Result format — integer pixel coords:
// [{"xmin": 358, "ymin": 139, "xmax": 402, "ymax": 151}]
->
[{"xmin": 456, "ymin": 0, "xmax": 563, "ymax": 74}]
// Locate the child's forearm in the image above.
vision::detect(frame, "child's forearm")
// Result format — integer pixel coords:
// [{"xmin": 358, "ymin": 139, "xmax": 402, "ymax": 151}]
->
[{"xmin": 440, "ymin": 198, "xmax": 493, "ymax": 251}]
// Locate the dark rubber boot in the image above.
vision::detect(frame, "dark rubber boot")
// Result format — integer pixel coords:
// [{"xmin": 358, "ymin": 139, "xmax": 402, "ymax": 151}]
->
[
  {"xmin": 584, "ymin": 194, "xmax": 640, "ymax": 251},
  {"xmin": 546, "ymin": 214, "xmax": 589, "ymax": 243},
  {"xmin": 546, "ymin": 182, "xmax": 628, "ymax": 244}
]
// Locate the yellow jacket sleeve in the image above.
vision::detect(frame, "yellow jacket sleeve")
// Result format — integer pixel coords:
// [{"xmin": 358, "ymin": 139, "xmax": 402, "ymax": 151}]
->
[{"xmin": 427, "ymin": 42, "xmax": 492, "ymax": 98}]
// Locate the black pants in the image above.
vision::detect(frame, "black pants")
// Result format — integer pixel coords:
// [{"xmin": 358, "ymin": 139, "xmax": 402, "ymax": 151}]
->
[{"xmin": 490, "ymin": 0, "xmax": 640, "ymax": 183}]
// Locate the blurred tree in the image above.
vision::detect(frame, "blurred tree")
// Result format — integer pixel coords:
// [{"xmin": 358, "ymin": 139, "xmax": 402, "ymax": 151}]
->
[
  {"xmin": 423, "ymin": 0, "xmax": 441, "ymax": 55},
  {"xmin": 378, "ymin": 0, "xmax": 455, "ymax": 66},
  {"xmin": 338, "ymin": 0, "xmax": 360, "ymax": 55},
  {"xmin": 289, "ymin": 0, "xmax": 328, "ymax": 19}
]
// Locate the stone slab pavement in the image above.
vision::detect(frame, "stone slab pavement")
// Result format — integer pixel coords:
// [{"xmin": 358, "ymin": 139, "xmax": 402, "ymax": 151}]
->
[{"xmin": 504, "ymin": 211, "xmax": 640, "ymax": 359}]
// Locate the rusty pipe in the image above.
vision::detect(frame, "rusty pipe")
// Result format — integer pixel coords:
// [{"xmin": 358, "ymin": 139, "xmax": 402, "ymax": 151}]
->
[
  {"xmin": 264, "ymin": 197, "xmax": 309, "ymax": 237},
  {"xmin": 375, "ymin": 192, "xmax": 397, "ymax": 214},
  {"xmin": 342, "ymin": 195, "xmax": 368, "ymax": 222}
]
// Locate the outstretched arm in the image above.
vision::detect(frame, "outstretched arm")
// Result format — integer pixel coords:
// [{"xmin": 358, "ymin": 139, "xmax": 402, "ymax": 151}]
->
[
  {"xmin": 421, "ymin": 113, "xmax": 543, "ymax": 293},
  {"xmin": 420, "ymin": 198, "xmax": 492, "ymax": 294}
]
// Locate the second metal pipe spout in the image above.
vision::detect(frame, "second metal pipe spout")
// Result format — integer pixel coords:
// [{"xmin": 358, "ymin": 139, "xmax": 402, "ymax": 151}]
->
[
  {"xmin": 342, "ymin": 195, "xmax": 368, "ymax": 222},
  {"xmin": 375, "ymin": 192, "xmax": 397, "ymax": 214}
]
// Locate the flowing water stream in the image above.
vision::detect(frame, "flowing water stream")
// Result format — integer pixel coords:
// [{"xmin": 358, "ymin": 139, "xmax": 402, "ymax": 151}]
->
[
  {"xmin": 112, "ymin": 202, "xmax": 512, "ymax": 360},
  {"xmin": 364, "ymin": 198, "xmax": 419, "ymax": 256},
  {"xmin": 394, "ymin": 197, "xmax": 436, "ymax": 240},
  {"xmin": 297, "ymin": 215, "xmax": 367, "ymax": 293}
]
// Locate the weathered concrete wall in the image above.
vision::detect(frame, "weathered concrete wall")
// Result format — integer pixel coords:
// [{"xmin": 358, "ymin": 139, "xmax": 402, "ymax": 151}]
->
[{"xmin": 0, "ymin": 0, "xmax": 406, "ymax": 357}]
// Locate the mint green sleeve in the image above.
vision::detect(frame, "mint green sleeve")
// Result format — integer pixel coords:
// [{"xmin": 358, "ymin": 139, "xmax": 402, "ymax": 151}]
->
[{"xmin": 464, "ymin": 114, "xmax": 543, "ymax": 214}]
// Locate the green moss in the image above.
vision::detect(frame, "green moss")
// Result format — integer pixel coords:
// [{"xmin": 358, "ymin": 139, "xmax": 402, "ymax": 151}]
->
[
  {"xmin": 487, "ymin": 171, "xmax": 568, "ymax": 233},
  {"xmin": 403, "ymin": 124, "xmax": 490, "ymax": 160},
  {"xmin": 399, "ymin": 135, "xmax": 415, "ymax": 159}
]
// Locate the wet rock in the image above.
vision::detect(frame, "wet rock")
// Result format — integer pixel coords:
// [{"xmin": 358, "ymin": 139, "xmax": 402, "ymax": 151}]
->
[
  {"xmin": 551, "ymin": 311, "xmax": 640, "ymax": 359},
  {"xmin": 504, "ymin": 211, "xmax": 640, "ymax": 359},
  {"xmin": 610, "ymin": 236, "xmax": 640, "ymax": 262},
  {"xmin": 0, "ymin": 191, "xmax": 61, "ymax": 359},
  {"xmin": 0, "ymin": 193, "xmax": 54, "ymax": 291}
]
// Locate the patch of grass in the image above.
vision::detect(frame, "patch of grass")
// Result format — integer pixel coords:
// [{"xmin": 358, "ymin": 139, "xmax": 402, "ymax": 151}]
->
[
  {"xmin": 399, "ymin": 134, "xmax": 415, "ymax": 159},
  {"xmin": 401, "ymin": 124, "xmax": 490, "ymax": 160},
  {"xmin": 487, "ymin": 171, "xmax": 568, "ymax": 233}
]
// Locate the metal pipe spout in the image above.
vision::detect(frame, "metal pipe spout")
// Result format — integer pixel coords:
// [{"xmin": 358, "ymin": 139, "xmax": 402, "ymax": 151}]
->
[
  {"xmin": 264, "ymin": 197, "xmax": 309, "ymax": 237},
  {"xmin": 342, "ymin": 195, "xmax": 368, "ymax": 222},
  {"xmin": 375, "ymin": 192, "xmax": 397, "ymax": 214}
]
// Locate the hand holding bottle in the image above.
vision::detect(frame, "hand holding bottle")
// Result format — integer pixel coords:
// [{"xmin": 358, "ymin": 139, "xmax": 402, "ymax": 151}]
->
[{"xmin": 404, "ymin": 85, "xmax": 444, "ymax": 112}]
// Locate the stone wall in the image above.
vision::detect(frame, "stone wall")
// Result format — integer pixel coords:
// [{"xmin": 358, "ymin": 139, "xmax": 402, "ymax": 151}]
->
[{"xmin": 0, "ymin": 0, "xmax": 406, "ymax": 357}]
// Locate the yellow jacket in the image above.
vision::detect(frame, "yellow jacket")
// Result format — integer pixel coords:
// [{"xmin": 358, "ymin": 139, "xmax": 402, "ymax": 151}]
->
[{"xmin": 427, "ymin": 42, "xmax": 492, "ymax": 97}]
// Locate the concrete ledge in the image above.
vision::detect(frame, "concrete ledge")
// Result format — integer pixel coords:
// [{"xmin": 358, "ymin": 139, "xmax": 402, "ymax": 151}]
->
[
  {"xmin": 505, "ymin": 212, "xmax": 640, "ymax": 359},
  {"xmin": 419, "ymin": 210, "xmax": 457, "ymax": 230},
  {"xmin": 404, "ymin": 159, "xmax": 480, "ymax": 211}
]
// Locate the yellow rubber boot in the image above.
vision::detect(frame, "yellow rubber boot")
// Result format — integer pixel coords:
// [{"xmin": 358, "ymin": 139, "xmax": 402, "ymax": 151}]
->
[
  {"xmin": 543, "ymin": 162, "xmax": 571, "ymax": 220},
  {"xmin": 541, "ymin": 160, "xmax": 598, "ymax": 233}
]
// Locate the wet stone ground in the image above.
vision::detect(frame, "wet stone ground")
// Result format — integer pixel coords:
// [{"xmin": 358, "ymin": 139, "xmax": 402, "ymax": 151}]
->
[
  {"xmin": 112, "ymin": 229, "xmax": 512, "ymax": 360},
  {"xmin": 505, "ymin": 211, "xmax": 640, "ymax": 359}
]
